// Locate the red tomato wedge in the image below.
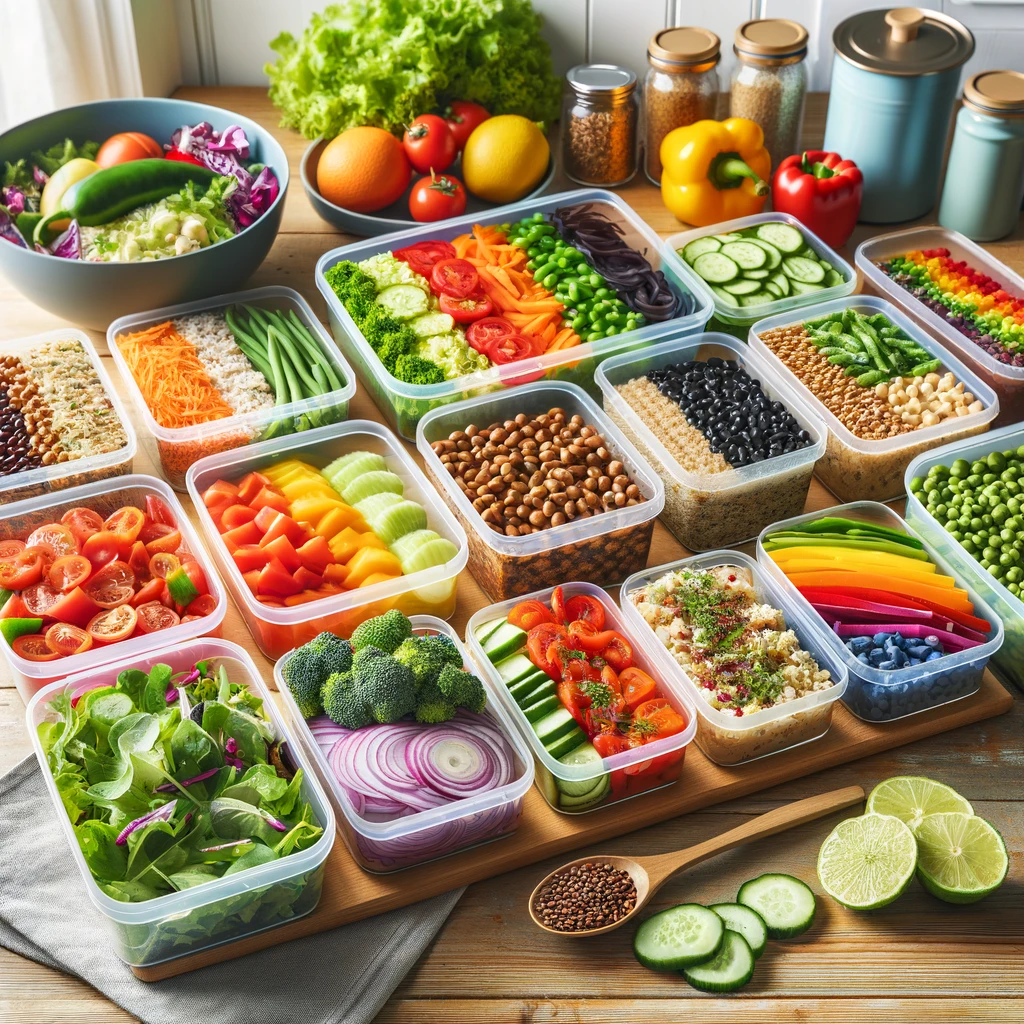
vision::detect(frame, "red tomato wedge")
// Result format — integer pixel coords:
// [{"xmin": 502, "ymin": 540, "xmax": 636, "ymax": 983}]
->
[
  {"xmin": 236, "ymin": 472, "xmax": 272, "ymax": 505},
  {"xmin": 26, "ymin": 524, "xmax": 77, "ymax": 559},
  {"xmin": 592, "ymin": 731, "xmax": 633, "ymax": 758},
  {"xmin": 22, "ymin": 582, "xmax": 61, "ymax": 617},
  {"xmin": 12, "ymin": 634, "xmax": 59, "ymax": 661},
  {"xmin": 82, "ymin": 530, "xmax": 122, "ymax": 568},
  {"xmin": 184, "ymin": 593, "xmax": 217, "ymax": 618},
  {"xmin": 259, "ymin": 512, "xmax": 308, "ymax": 547},
  {"xmin": 220, "ymin": 505, "xmax": 259, "ymax": 532},
  {"xmin": 619, "ymin": 667, "xmax": 658, "ymax": 710},
  {"xmin": 144, "ymin": 494, "xmax": 177, "ymax": 527},
  {"xmin": 251, "ymin": 488, "xmax": 290, "ymax": 515},
  {"xmin": 564, "ymin": 594, "xmax": 606, "ymax": 630},
  {"xmin": 45, "ymin": 622, "xmax": 92, "ymax": 657},
  {"xmin": 233, "ymin": 545, "xmax": 272, "ymax": 573},
  {"xmin": 550, "ymin": 586, "xmax": 569, "ymax": 624},
  {"xmin": 202, "ymin": 481, "xmax": 239, "ymax": 508},
  {"xmin": 82, "ymin": 561, "xmax": 135, "ymax": 609},
  {"xmin": 87, "ymin": 604, "xmax": 138, "ymax": 643},
  {"xmin": 262, "ymin": 535, "xmax": 301, "ymax": 573},
  {"xmin": 0, "ymin": 539, "xmax": 25, "ymax": 559},
  {"xmin": 567, "ymin": 620, "xmax": 617, "ymax": 654},
  {"xmin": 130, "ymin": 578, "xmax": 165, "ymax": 607},
  {"xmin": 61, "ymin": 507, "xmax": 104, "ymax": 543},
  {"xmin": 46, "ymin": 587, "xmax": 102, "ymax": 628},
  {"xmin": 182, "ymin": 560, "xmax": 208, "ymax": 597},
  {"xmin": 136, "ymin": 601, "xmax": 181, "ymax": 633},
  {"xmin": 48, "ymin": 554, "xmax": 92, "ymax": 593},
  {"xmin": 601, "ymin": 634, "xmax": 633, "ymax": 671},
  {"xmin": 508, "ymin": 599, "xmax": 554, "ymax": 631},
  {"xmin": 296, "ymin": 536, "xmax": 332, "ymax": 574},
  {"xmin": 0, "ymin": 550, "xmax": 44, "ymax": 590},
  {"xmin": 393, "ymin": 240, "xmax": 456, "ymax": 277},
  {"xmin": 103, "ymin": 507, "xmax": 145, "ymax": 547},
  {"xmin": 430, "ymin": 258, "xmax": 479, "ymax": 298},
  {"xmin": 259, "ymin": 559, "xmax": 303, "ymax": 597},
  {"xmin": 128, "ymin": 541, "xmax": 152, "ymax": 583}
]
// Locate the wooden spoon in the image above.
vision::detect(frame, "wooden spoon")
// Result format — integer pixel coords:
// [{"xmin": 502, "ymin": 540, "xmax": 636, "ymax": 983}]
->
[{"xmin": 529, "ymin": 784, "xmax": 865, "ymax": 937}]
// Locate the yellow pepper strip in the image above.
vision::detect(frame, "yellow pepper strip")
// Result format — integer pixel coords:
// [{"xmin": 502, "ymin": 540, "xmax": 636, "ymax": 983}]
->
[
  {"xmin": 660, "ymin": 118, "xmax": 772, "ymax": 226},
  {"xmin": 768, "ymin": 546, "xmax": 940, "ymax": 576},
  {"xmin": 775, "ymin": 559, "xmax": 955, "ymax": 589},
  {"xmin": 784, "ymin": 571, "xmax": 972, "ymax": 613}
]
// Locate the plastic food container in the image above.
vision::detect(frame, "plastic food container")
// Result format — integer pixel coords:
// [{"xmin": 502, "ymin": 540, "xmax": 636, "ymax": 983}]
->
[
  {"xmin": 186, "ymin": 420, "xmax": 467, "ymax": 660},
  {"xmin": 316, "ymin": 188, "xmax": 712, "ymax": 441},
  {"xmin": 466, "ymin": 583, "xmax": 697, "ymax": 812},
  {"xmin": 904, "ymin": 423, "xmax": 1024, "ymax": 689},
  {"xmin": 856, "ymin": 226, "xmax": 1024, "ymax": 427},
  {"xmin": 756, "ymin": 502, "xmax": 1002, "ymax": 723},
  {"xmin": 594, "ymin": 331, "xmax": 826, "ymax": 550},
  {"xmin": 749, "ymin": 295, "xmax": 999, "ymax": 502},
  {"xmin": 416, "ymin": 381, "xmax": 663, "ymax": 602},
  {"xmin": 0, "ymin": 329, "xmax": 136, "ymax": 505},
  {"xmin": 0, "ymin": 474, "xmax": 227, "ymax": 702},
  {"xmin": 26, "ymin": 638, "xmax": 335, "ymax": 967},
  {"xmin": 621, "ymin": 551, "xmax": 847, "ymax": 765},
  {"xmin": 667, "ymin": 212, "xmax": 856, "ymax": 339},
  {"xmin": 108, "ymin": 286, "xmax": 356, "ymax": 491},
  {"xmin": 276, "ymin": 616, "xmax": 533, "ymax": 872}
]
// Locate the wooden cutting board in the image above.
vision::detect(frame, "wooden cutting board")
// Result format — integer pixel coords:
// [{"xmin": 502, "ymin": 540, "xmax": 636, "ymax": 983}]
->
[{"xmin": 133, "ymin": 670, "xmax": 1013, "ymax": 981}]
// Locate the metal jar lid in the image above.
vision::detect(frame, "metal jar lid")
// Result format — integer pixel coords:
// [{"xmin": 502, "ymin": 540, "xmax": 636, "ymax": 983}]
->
[
  {"xmin": 566, "ymin": 65, "xmax": 638, "ymax": 100},
  {"xmin": 734, "ymin": 19, "xmax": 808, "ymax": 61},
  {"xmin": 648, "ymin": 27, "xmax": 720, "ymax": 71},
  {"xmin": 833, "ymin": 7, "xmax": 974, "ymax": 77},
  {"xmin": 963, "ymin": 70, "xmax": 1024, "ymax": 118}
]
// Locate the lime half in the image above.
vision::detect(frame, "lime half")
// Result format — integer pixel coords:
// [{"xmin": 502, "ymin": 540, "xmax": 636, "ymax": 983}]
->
[
  {"xmin": 817, "ymin": 813, "xmax": 917, "ymax": 910},
  {"xmin": 866, "ymin": 776, "xmax": 973, "ymax": 831},
  {"xmin": 915, "ymin": 812, "xmax": 1008, "ymax": 904}
]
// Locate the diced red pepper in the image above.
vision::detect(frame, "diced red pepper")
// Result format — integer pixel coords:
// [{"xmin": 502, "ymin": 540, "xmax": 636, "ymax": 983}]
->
[
  {"xmin": 250, "ymin": 487, "xmax": 290, "ymax": 515},
  {"xmin": 292, "ymin": 566, "xmax": 323, "ymax": 591},
  {"xmin": 258, "ymin": 512, "xmax": 309, "ymax": 548},
  {"xmin": 220, "ymin": 505, "xmax": 259, "ymax": 532},
  {"xmin": 221, "ymin": 521, "xmax": 262, "ymax": 551},
  {"xmin": 236, "ymin": 472, "xmax": 272, "ymax": 505},
  {"xmin": 233, "ymin": 545, "xmax": 272, "ymax": 573},
  {"xmin": 259, "ymin": 558, "xmax": 303, "ymax": 597},
  {"xmin": 262, "ymin": 535, "xmax": 301, "ymax": 573},
  {"xmin": 296, "ymin": 535, "xmax": 332, "ymax": 574}
]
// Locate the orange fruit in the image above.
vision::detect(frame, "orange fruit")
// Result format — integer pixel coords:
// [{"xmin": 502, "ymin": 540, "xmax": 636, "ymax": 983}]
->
[{"xmin": 317, "ymin": 127, "xmax": 410, "ymax": 213}]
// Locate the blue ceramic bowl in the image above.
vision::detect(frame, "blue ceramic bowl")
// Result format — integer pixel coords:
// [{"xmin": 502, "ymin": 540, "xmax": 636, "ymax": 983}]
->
[{"xmin": 0, "ymin": 97, "xmax": 288, "ymax": 329}]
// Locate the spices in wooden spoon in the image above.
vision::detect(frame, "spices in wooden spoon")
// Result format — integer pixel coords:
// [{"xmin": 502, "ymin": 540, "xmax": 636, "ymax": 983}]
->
[{"xmin": 532, "ymin": 861, "xmax": 637, "ymax": 932}]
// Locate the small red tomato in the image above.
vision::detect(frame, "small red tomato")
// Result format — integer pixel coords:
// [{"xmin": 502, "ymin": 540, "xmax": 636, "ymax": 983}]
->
[
  {"xmin": 438, "ymin": 293, "xmax": 492, "ymax": 323},
  {"xmin": 403, "ymin": 115, "xmax": 457, "ymax": 174},
  {"xmin": 444, "ymin": 101, "xmax": 490, "ymax": 151},
  {"xmin": 95, "ymin": 132, "xmax": 163, "ymax": 168},
  {"xmin": 409, "ymin": 172, "xmax": 466, "ymax": 222}
]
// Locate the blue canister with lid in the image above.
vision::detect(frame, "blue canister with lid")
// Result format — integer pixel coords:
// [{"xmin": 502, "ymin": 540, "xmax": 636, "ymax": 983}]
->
[
  {"xmin": 823, "ymin": 7, "xmax": 974, "ymax": 223},
  {"xmin": 939, "ymin": 71, "xmax": 1024, "ymax": 241}
]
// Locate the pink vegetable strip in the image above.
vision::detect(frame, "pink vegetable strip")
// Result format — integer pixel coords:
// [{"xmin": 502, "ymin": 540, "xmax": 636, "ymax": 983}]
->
[{"xmin": 811, "ymin": 602, "xmax": 989, "ymax": 642}]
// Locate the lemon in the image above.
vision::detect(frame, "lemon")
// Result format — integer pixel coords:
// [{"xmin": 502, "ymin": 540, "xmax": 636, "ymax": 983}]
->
[
  {"xmin": 40, "ymin": 158, "xmax": 100, "ymax": 218},
  {"xmin": 462, "ymin": 115, "xmax": 549, "ymax": 204}
]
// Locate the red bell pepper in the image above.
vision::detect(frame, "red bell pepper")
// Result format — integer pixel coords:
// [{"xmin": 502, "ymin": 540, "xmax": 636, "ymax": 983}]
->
[{"xmin": 771, "ymin": 150, "xmax": 863, "ymax": 249}]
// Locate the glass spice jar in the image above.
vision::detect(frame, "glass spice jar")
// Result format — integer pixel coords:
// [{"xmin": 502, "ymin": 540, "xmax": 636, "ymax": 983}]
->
[
  {"xmin": 730, "ymin": 19, "xmax": 808, "ymax": 173},
  {"xmin": 644, "ymin": 27, "xmax": 720, "ymax": 185},
  {"xmin": 562, "ymin": 64, "xmax": 640, "ymax": 188}
]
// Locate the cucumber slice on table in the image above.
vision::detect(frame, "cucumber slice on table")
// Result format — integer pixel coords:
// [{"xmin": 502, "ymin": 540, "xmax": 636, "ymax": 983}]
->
[
  {"xmin": 693, "ymin": 251, "xmax": 739, "ymax": 284},
  {"xmin": 721, "ymin": 277, "xmax": 763, "ymax": 296},
  {"xmin": 783, "ymin": 256, "xmax": 826, "ymax": 284},
  {"xmin": 633, "ymin": 904, "xmax": 725, "ymax": 971},
  {"xmin": 682, "ymin": 930, "xmax": 756, "ymax": 992},
  {"xmin": 720, "ymin": 241, "xmax": 766, "ymax": 270},
  {"xmin": 709, "ymin": 903, "xmax": 768, "ymax": 959},
  {"xmin": 755, "ymin": 222, "xmax": 805, "ymax": 253},
  {"xmin": 680, "ymin": 236, "xmax": 721, "ymax": 264},
  {"xmin": 737, "ymin": 873, "xmax": 816, "ymax": 938}
]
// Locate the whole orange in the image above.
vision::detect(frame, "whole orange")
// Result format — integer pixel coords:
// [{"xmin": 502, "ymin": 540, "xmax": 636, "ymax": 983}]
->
[{"xmin": 317, "ymin": 127, "xmax": 410, "ymax": 213}]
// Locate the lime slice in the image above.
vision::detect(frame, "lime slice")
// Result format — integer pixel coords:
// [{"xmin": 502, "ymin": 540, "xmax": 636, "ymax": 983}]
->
[
  {"xmin": 817, "ymin": 813, "xmax": 917, "ymax": 910},
  {"xmin": 914, "ymin": 812, "xmax": 1008, "ymax": 904},
  {"xmin": 866, "ymin": 776, "xmax": 973, "ymax": 831}
]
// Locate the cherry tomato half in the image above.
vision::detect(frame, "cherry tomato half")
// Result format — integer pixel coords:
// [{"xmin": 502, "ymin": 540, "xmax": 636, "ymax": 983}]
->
[
  {"xmin": 82, "ymin": 560, "xmax": 135, "ymax": 609},
  {"xmin": 507, "ymin": 599, "xmax": 554, "ymax": 631},
  {"xmin": 410, "ymin": 173, "xmax": 467, "ymax": 223},
  {"xmin": 466, "ymin": 316, "xmax": 516, "ymax": 354},
  {"xmin": 141, "ymin": 524, "xmax": 181, "ymax": 554},
  {"xmin": 149, "ymin": 552, "xmax": 180, "ymax": 580},
  {"xmin": 144, "ymin": 494, "xmax": 177, "ymax": 527},
  {"xmin": 567, "ymin": 620, "xmax": 617, "ymax": 654},
  {"xmin": 592, "ymin": 730, "xmax": 633, "ymax": 758},
  {"xmin": 12, "ymin": 634, "xmax": 59, "ymax": 662},
  {"xmin": 0, "ymin": 539, "xmax": 26, "ymax": 560},
  {"xmin": 26, "ymin": 523, "xmax": 77, "ymax": 559},
  {"xmin": 21, "ymin": 582, "xmax": 61, "ymax": 617},
  {"xmin": 443, "ymin": 100, "xmax": 490, "ymax": 150},
  {"xmin": 564, "ymin": 594, "xmax": 606, "ymax": 630},
  {"xmin": 104, "ymin": 506, "xmax": 145, "ymax": 550},
  {"xmin": 438, "ymin": 291, "xmax": 491, "ymax": 323},
  {"xmin": 61, "ymin": 507, "xmax": 104, "ymax": 543},
  {"xmin": 45, "ymin": 621, "xmax": 93, "ymax": 657},
  {"xmin": 130, "ymin": 578, "xmax": 165, "ymax": 607},
  {"xmin": 526, "ymin": 622, "xmax": 567, "ymax": 680},
  {"xmin": 184, "ymin": 593, "xmax": 217, "ymax": 617},
  {"xmin": 430, "ymin": 258, "xmax": 479, "ymax": 299},
  {"xmin": 83, "ymin": 530, "xmax": 122, "ymax": 568},
  {"xmin": 403, "ymin": 114, "xmax": 457, "ymax": 174},
  {"xmin": 136, "ymin": 601, "xmax": 181, "ymax": 633},
  {"xmin": 48, "ymin": 554, "xmax": 92, "ymax": 593},
  {"xmin": 87, "ymin": 604, "xmax": 138, "ymax": 644},
  {"xmin": 0, "ymin": 550, "xmax": 44, "ymax": 591},
  {"xmin": 619, "ymin": 666, "xmax": 658, "ymax": 710},
  {"xmin": 393, "ymin": 240, "xmax": 456, "ymax": 277},
  {"xmin": 601, "ymin": 634, "xmax": 633, "ymax": 672}
]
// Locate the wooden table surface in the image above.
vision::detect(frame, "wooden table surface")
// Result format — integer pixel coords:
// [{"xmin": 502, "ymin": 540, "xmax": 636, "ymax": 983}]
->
[{"xmin": 1, "ymin": 88, "xmax": 1022, "ymax": 1024}]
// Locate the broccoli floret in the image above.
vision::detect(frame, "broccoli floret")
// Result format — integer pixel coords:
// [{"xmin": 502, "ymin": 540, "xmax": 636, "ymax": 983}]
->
[
  {"xmin": 393, "ymin": 634, "xmax": 464, "ymax": 687},
  {"xmin": 350, "ymin": 610, "xmax": 413, "ymax": 654},
  {"xmin": 414, "ymin": 680, "xmax": 457, "ymax": 724},
  {"xmin": 281, "ymin": 632, "xmax": 353, "ymax": 718},
  {"xmin": 437, "ymin": 664, "xmax": 488, "ymax": 714},
  {"xmin": 374, "ymin": 331, "xmax": 415, "ymax": 373},
  {"xmin": 394, "ymin": 353, "xmax": 446, "ymax": 385},
  {"xmin": 351, "ymin": 646, "xmax": 417, "ymax": 724},
  {"xmin": 324, "ymin": 261, "xmax": 377, "ymax": 309},
  {"xmin": 322, "ymin": 671, "xmax": 372, "ymax": 730}
]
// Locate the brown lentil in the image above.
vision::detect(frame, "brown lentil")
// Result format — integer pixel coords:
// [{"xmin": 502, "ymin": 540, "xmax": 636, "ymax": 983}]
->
[
  {"xmin": 532, "ymin": 861, "xmax": 637, "ymax": 932},
  {"xmin": 563, "ymin": 65, "xmax": 639, "ymax": 187}
]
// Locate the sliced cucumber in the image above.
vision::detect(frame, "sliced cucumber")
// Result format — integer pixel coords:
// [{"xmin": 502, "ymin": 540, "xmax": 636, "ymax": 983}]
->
[
  {"xmin": 496, "ymin": 653, "xmax": 537, "ymax": 686},
  {"xmin": 682, "ymin": 930, "xmax": 756, "ymax": 992},
  {"xmin": 680, "ymin": 236, "xmax": 721, "ymax": 264},
  {"xmin": 709, "ymin": 903, "xmax": 768, "ymax": 959},
  {"xmin": 633, "ymin": 904, "xmax": 724, "ymax": 971},
  {"xmin": 745, "ymin": 268, "xmax": 770, "ymax": 280},
  {"xmin": 474, "ymin": 616, "xmax": 506, "ymax": 648},
  {"xmin": 482, "ymin": 621, "xmax": 527, "ymax": 663},
  {"xmin": 710, "ymin": 284, "xmax": 736, "ymax": 304},
  {"xmin": 546, "ymin": 725, "xmax": 588, "ymax": 760},
  {"xmin": 693, "ymin": 251, "xmax": 739, "ymax": 284},
  {"xmin": 559, "ymin": 773, "xmax": 610, "ymax": 808},
  {"xmin": 737, "ymin": 873, "xmax": 816, "ymax": 939},
  {"xmin": 755, "ymin": 222, "xmax": 804, "ymax": 253},
  {"xmin": 555, "ymin": 742, "xmax": 605, "ymax": 796},
  {"xmin": 823, "ymin": 268, "xmax": 845, "ymax": 288},
  {"xmin": 713, "ymin": 232, "xmax": 745, "ymax": 244},
  {"xmin": 739, "ymin": 290, "xmax": 775, "ymax": 307},
  {"xmin": 764, "ymin": 280, "xmax": 783, "ymax": 298},
  {"xmin": 523, "ymin": 693, "xmax": 560, "ymax": 723},
  {"xmin": 783, "ymin": 256, "xmax": 826, "ymax": 284},
  {"xmin": 535, "ymin": 706, "xmax": 578, "ymax": 746},
  {"xmin": 746, "ymin": 237, "xmax": 782, "ymax": 269},
  {"xmin": 508, "ymin": 673, "xmax": 553, "ymax": 706},
  {"xmin": 769, "ymin": 271, "xmax": 790, "ymax": 297},
  {"xmin": 789, "ymin": 279, "xmax": 826, "ymax": 295},
  {"xmin": 721, "ymin": 241, "xmax": 766, "ymax": 270},
  {"xmin": 721, "ymin": 277, "xmax": 762, "ymax": 296}
]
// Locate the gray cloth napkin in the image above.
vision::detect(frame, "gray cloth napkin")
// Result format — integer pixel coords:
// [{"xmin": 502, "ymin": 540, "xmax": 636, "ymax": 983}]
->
[{"xmin": 0, "ymin": 756, "xmax": 462, "ymax": 1024}]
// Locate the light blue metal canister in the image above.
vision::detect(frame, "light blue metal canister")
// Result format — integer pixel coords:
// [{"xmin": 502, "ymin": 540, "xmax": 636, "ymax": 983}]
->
[
  {"xmin": 939, "ymin": 71, "xmax": 1024, "ymax": 241},
  {"xmin": 823, "ymin": 8, "xmax": 974, "ymax": 224}
]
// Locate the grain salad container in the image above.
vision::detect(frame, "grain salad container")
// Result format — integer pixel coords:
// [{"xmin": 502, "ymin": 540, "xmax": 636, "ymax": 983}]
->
[
  {"xmin": 749, "ymin": 295, "xmax": 999, "ymax": 502},
  {"xmin": 757, "ymin": 503, "xmax": 1002, "ymax": 723},
  {"xmin": 26, "ymin": 638, "xmax": 335, "ymax": 967},
  {"xmin": 186, "ymin": 420, "xmax": 467, "ymax": 660},
  {"xmin": 316, "ymin": 189, "xmax": 712, "ymax": 441},
  {"xmin": 276, "ymin": 616, "xmax": 534, "ymax": 872},
  {"xmin": 0, "ymin": 474, "xmax": 227, "ymax": 702},
  {"xmin": 108, "ymin": 286, "xmax": 356, "ymax": 491},
  {"xmin": 466, "ymin": 583, "xmax": 697, "ymax": 813},
  {"xmin": 594, "ymin": 332, "xmax": 826, "ymax": 550},
  {"xmin": 620, "ymin": 552, "xmax": 848, "ymax": 766},
  {"xmin": 0, "ymin": 329, "xmax": 136, "ymax": 505},
  {"xmin": 416, "ymin": 381, "xmax": 663, "ymax": 602}
]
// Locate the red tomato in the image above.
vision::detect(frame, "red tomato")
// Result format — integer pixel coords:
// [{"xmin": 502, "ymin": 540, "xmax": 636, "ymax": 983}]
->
[
  {"xmin": 592, "ymin": 731, "xmax": 632, "ymax": 758},
  {"xmin": 557, "ymin": 680, "xmax": 589, "ymax": 727},
  {"xmin": 393, "ymin": 240, "xmax": 456, "ymax": 277},
  {"xmin": 144, "ymin": 494, "xmax": 177, "ymax": 526},
  {"xmin": 551, "ymin": 586, "xmax": 569, "ymax": 624},
  {"xmin": 48, "ymin": 554, "xmax": 92, "ymax": 593},
  {"xmin": 466, "ymin": 316, "xmax": 516, "ymax": 353},
  {"xmin": 95, "ymin": 132, "xmax": 162, "ymax": 168},
  {"xmin": 0, "ymin": 539, "xmax": 25, "ymax": 559},
  {"xmin": 507, "ymin": 599, "xmax": 554, "ymax": 631},
  {"xmin": 619, "ymin": 666, "xmax": 658, "ymax": 710},
  {"xmin": 83, "ymin": 531, "xmax": 121, "ymax": 568},
  {"xmin": 567, "ymin": 620, "xmax": 617, "ymax": 654},
  {"xmin": 403, "ymin": 114, "xmax": 456, "ymax": 174},
  {"xmin": 486, "ymin": 332, "xmax": 534, "ymax": 364},
  {"xmin": 601, "ymin": 634, "xmax": 633, "ymax": 672},
  {"xmin": 220, "ymin": 505, "xmax": 259, "ymax": 532},
  {"xmin": 526, "ymin": 622, "xmax": 567, "ymax": 680},
  {"xmin": 430, "ymin": 258, "xmax": 479, "ymax": 298},
  {"xmin": 184, "ymin": 593, "xmax": 217, "ymax": 618},
  {"xmin": 24, "ymin": 544, "xmax": 57, "ymax": 576},
  {"xmin": 22, "ymin": 582, "xmax": 61, "ymax": 617},
  {"xmin": 233, "ymin": 545, "xmax": 272, "ymax": 574},
  {"xmin": 438, "ymin": 292, "xmax": 492, "ymax": 323},
  {"xmin": 635, "ymin": 702, "xmax": 687, "ymax": 740},
  {"xmin": 259, "ymin": 558, "xmax": 303, "ymax": 597},
  {"xmin": 26, "ymin": 524, "xmax": 77, "ymax": 559},
  {"xmin": 296, "ymin": 536, "xmax": 332, "ymax": 575},
  {"xmin": 144, "ymin": 528, "xmax": 181, "ymax": 555},
  {"xmin": 104, "ymin": 507, "xmax": 145, "ymax": 551},
  {"xmin": 409, "ymin": 173, "xmax": 466, "ymax": 222},
  {"xmin": 136, "ymin": 601, "xmax": 181, "ymax": 633},
  {"xmin": 87, "ymin": 604, "xmax": 138, "ymax": 644},
  {"xmin": 564, "ymin": 594, "xmax": 606, "ymax": 630},
  {"xmin": 0, "ymin": 550, "xmax": 44, "ymax": 591},
  {"xmin": 12, "ymin": 634, "xmax": 59, "ymax": 662},
  {"xmin": 82, "ymin": 561, "xmax": 135, "ymax": 609},
  {"xmin": 46, "ymin": 587, "xmax": 102, "ymax": 629},
  {"xmin": 149, "ymin": 552, "xmax": 180, "ymax": 580},
  {"xmin": 444, "ymin": 101, "xmax": 490, "ymax": 150},
  {"xmin": 45, "ymin": 622, "xmax": 92, "ymax": 657},
  {"xmin": 236, "ymin": 472, "xmax": 272, "ymax": 505},
  {"xmin": 61, "ymin": 507, "xmax": 104, "ymax": 543},
  {"xmin": 130, "ymin": 578, "xmax": 165, "ymax": 607},
  {"xmin": 127, "ymin": 541, "xmax": 152, "ymax": 583},
  {"xmin": 182, "ymin": 560, "xmax": 209, "ymax": 597}
]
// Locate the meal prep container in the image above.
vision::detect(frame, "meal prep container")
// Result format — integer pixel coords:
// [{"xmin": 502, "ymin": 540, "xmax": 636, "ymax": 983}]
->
[
  {"xmin": 416, "ymin": 381, "xmax": 663, "ymax": 602},
  {"xmin": 666, "ymin": 212, "xmax": 856, "ymax": 339},
  {"xmin": 466, "ymin": 583, "xmax": 697, "ymax": 812},
  {"xmin": 749, "ymin": 295, "xmax": 999, "ymax": 502},
  {"xmin": 621, "ymin": 551, "xmax": 847, "ymax": 766},
  {"xmin": 857, "ymin": 226, "xmax": 1024, "ymax": 427},
  {"xmin": 108, "ymin": 286, "xmax": 356, "ymax": 491},
  {"xmin": 756, "ymin": 502, "xmax": 1002, "ymax": 723},
  {"xmin": 26, "ymin": 638, "xmax": 335, "ymax": 967},
  {"xmin": 904, "ymin": 424, "xmax": 1024, "ymax": 688},
  {"xmin": 1, "ymin": 474, "xmax": 227, "ymax": 702},
  {"xmin": 594, "ymin": 331, "xmax": 826, "ymax": 550},
  {"xmin": 316, "ymin": 188, "xmax": 713, "ymax": 440},
  {"xmin": 0, "ymin": 329, "xmax": 136, "ymax": 505},
  {"xmin": 276, "ymin": 616, "xmax": 533, "ymax": 872},
  {"xmin": 186, "ymin": 420, "xmax": 468, "ymax": 660}
]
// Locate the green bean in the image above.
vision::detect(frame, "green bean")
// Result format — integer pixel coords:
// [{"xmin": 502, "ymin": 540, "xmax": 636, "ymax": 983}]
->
[
  {"xmin": 285, "ymin": 310, "xmax": 345, "ymax": 391},
  {"xmin": 265, "ymin": 332, "xmax": 288, "ymax": 406}
]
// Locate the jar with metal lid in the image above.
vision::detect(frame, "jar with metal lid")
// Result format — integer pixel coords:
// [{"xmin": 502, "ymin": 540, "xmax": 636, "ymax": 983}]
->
[
  {"xmin": 644, "ymin": 27, "xmax": 720, "ymax": 185},
  {"xmin": 939, "ymin": 71, "xmax": 1024, "ymax": 241},
  {"xmin": 823, "ymin": 7, "xmax": 974, "ymax": 224},
  {"xmin": 729, "ymin": 19, "xmax": 808, "ymax": 174},
  {"xmin": 562, "ymin": 64, "xmax": 640, "ymax": 188}
]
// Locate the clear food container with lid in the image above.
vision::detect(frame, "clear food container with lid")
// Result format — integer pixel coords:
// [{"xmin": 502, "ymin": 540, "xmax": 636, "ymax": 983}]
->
[
  {"xmin": 620, "ymin": 551, "xmax": 847, "ymax": 766},
  {"xmin": 756, "ymin": 502, "xmax": 1002, "ymax": 723},
  {"xmin": 562, "ymin": 64, "xmax": 640, "ymax": 187},
  {"xmin": 26, "ymin": 638, "xmax": 335, "ymax": 967},
  {"xmin": 316, "ymin": 188, "xmax": 712, "ymax": 441},
  {"xmin": 748, "ymin": 295, "xmax": 999, "ymax": 502},
  {"xmin": 275, "ymin": 616, "xmax": 534, "ymax": 872},
  {"xmin": 594, "ymin": 331, "xmax": 826, "ymax": 550},
  {"xmin": 466, "ymin": 582, "xmax": 697, "ymax": 813},
  {"xmin": 415, "ymin": 380, "xmax": 663, "ymax": 602},
  {"xmin": 108, "ymin": 286, "xmax": 356, "ymax": 491},
  {"xmin": 186, "ymin": 420, "xmax": 468, "ymax": 660},
  {"xmin": 0, "ymin": 473, "xmax": 227, "ymax": 702},
  {"xmin": 0, "ymin": 328, "xmax": 136, "ymax": 505}
]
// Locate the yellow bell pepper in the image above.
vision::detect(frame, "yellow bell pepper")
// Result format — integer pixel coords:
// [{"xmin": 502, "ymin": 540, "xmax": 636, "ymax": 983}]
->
[{"xmin": 660, "ymin": 118, "xmax": 771, "ymax": 226}]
